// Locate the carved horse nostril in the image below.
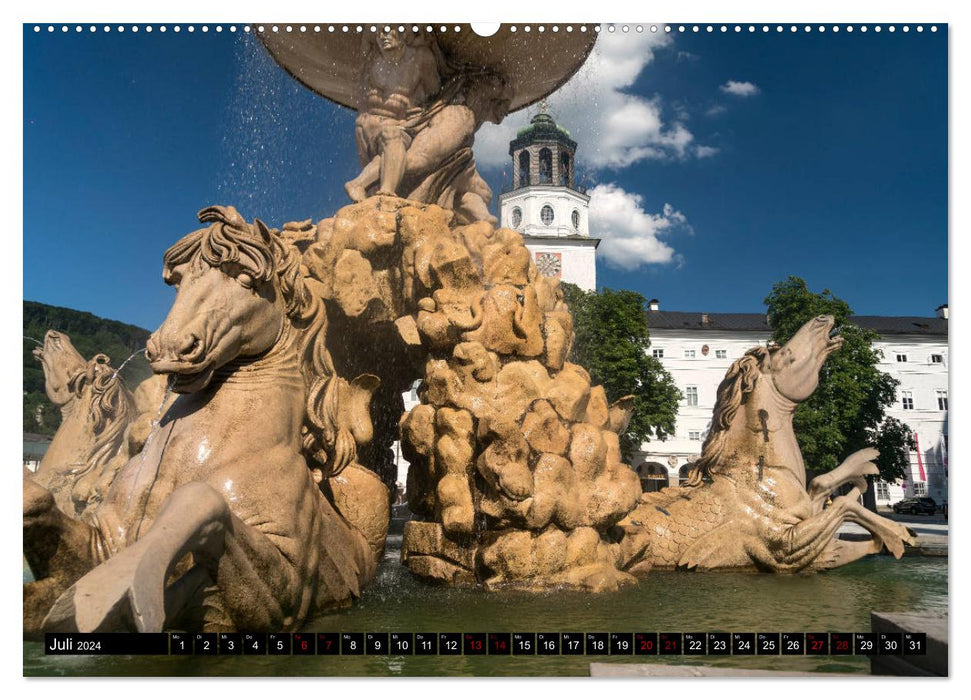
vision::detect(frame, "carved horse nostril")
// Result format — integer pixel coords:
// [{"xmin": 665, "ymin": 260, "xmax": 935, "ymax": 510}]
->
[
  {"xmin": 179, "ymin": 334, "xmax": 202, "ymax": 361},
  {"xmin": 145, "ymin": 336, "xmax": 161, "ymax": 363}
]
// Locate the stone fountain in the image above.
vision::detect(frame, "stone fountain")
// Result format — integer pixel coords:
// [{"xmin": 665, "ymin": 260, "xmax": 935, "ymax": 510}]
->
[{"xmin": 23, "ymin": 24, "xmax": 915, "ymax": 636}]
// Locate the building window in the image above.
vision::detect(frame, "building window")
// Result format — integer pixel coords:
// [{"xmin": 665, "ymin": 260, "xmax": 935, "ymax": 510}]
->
[
  {"xmin": 518, "ymin": 150, "xmax": 530, "ymax": 187},
  {"xmin": 875, "ymin": 481, "xmax": 890, "ymax": 501},
  {"xmin": 937, "ymin": 390, "xmax": 948, "ymax": 411},
  {"xmin": 684, "ymin": 349, "xmax": 696, "ymax": 359},
  {"xmin": 561, "ymin": 152, "xmax": 573, "ymax": 186},
  {"xmin": 685, "ymin": 386, "xmax": 699, "ymax": 406},
  {"xmin": 715, "ymin": 349, "xmax": 727, "ymax": 359},
  {"xmin": 652, "ymin": 348, "xmax": 664, "ymax": 359},
  {"xmin": 538, "ymin": 148, "xmax": 553, "ymax": 184},
  {"xmin": 572, "ymin": 209, "xmax": 580, "ymax": 229},
  {"xmin": 901, "ymin": 391, "xmax": 914, "ymax": 410},
  {"xmin": 913, "ymin": 482, "xmax": 927, "ymax": 496},
  {"xmin": 896, "ymin": 353, "xmax": 908, "ymax": 363},
  {"xmin": 540, "ymin": 204, "xmax": 555, "ymax": 226},
  {"xmin": 688, "ymin": 430, "xmax": 701, "ymax": 441},
  {"xmin": 510, "ymin": 207, "xmax": 522, "ymax": 229},
  {"xmin": 930, "ymin": 354, "xmax": 944, "ymax": 364}
]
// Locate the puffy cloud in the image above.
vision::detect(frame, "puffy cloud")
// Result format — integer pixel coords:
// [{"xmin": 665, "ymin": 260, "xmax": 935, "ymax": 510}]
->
[
  {"xmin": 719, "ymin": 80, "xmax": 760, "ymax": 97},
  {"xmin": 587, "ymin": 183, "xmax": 691, "ymax": 270},
  {"xmin": 476, "ymin": 30, "xmax": 710, "ymax": 170}
]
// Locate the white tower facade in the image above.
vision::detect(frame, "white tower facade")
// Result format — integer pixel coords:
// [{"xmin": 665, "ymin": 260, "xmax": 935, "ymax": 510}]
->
[{"xmin": 498, "ymin": 112, "xmax": 598, "ymax": 291}]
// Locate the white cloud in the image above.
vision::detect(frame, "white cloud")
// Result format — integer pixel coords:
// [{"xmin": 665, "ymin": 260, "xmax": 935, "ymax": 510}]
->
[
  {"xmin": 587, "ymin": 183, "xmax": 691, "ymax": 270},
  {"xmin": 476, "ymin": 30, "xmax": 710, "ymax": 171},
  {"xmin": 719, "ymin": 80, "xmax": 760, "ymax": 97},
  {"xmin": 694, "ymin": 145, "xmax": 719, "ymax": 158},
  {"xmin": 705, "ymin": 104, "xmax": 727, "ymax": 117}
]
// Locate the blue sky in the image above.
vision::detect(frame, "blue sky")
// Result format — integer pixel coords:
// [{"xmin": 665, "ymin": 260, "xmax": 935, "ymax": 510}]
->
[{"xmin": 23, "ymin": 25, "xmax": 947, "ymax": 331}]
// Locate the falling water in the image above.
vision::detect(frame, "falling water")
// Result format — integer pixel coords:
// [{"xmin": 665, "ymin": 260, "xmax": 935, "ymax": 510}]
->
[
  {"xmin": 109, "ymin": 348, "xmax": 147, "ymax": 383},
  {"xmin": 215, "ymin": 32, "xmax": 357, "ymax": 223}
]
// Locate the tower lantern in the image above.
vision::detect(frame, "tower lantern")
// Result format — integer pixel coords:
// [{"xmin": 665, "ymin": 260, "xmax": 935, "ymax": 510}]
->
[{"xmin": 499, "ymin": 108, "xmax": 598, "ymax": 291}]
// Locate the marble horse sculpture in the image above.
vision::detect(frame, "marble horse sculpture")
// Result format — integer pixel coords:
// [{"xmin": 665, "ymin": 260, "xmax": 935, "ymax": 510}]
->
[
  {"xmin": 617, "ymin": 315, "xmax": 918, "ymax": 574},
  {"xmin": 24, "ymin": 206, "xmax": 388, "ymax": 634},
  {"xmin": 30, "ymin": 331, "xmax": 137, "ymax": 518}
]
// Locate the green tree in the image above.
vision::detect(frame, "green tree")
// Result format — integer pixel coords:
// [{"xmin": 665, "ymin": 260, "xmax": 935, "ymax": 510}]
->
[
  {"xmin": 764, "ymin": 276, "xmax": 913, "ymax": 484},
  {"xmin": 562, "ymin": 283, "xmax": 681, "ymax": 460}
]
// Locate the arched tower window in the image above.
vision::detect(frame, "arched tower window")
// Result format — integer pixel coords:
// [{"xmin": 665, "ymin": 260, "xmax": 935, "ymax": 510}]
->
[
  {"xmin": 517, "ymin": 150, "xmax": 530, "ymax": 188},
  {"xmin": 560, "ymin": 152, "xmax": 573, "ymax": 187},
  {"xmin": 538, "ymin": 148, "xmax": 553, "ymax": 184}
]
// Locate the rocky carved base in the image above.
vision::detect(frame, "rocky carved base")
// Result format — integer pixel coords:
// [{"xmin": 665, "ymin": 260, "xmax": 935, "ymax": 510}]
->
[{"xmin": 295, "ymin": 196, "xmax": 644, "ymax": 591}]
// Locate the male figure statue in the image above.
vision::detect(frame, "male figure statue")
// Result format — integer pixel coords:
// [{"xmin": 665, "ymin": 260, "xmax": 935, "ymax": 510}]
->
[
  {"xmin": 344, "ymin": 28, "xmax": 512, "ymax": 223},
  {"xmin": 345, "ymin": 28, "xmax": 443, "ymax": 201}
]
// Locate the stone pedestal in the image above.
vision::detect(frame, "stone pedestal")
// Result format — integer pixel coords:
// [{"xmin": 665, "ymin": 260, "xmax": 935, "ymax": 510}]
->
[{"xmin": 870, "ymin": 611, "xmax": 948, "ymax": 676}]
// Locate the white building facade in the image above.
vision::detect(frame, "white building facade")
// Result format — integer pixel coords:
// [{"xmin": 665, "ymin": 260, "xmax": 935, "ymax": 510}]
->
[{"xmin": 634, "ymin": 304, "xmax": 949, "ymax": 508}]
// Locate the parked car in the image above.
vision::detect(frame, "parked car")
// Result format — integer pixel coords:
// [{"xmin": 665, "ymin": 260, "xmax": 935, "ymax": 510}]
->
[{"xmin": 892, "ymin": 497, "xmax": 938, "ymax": 515}]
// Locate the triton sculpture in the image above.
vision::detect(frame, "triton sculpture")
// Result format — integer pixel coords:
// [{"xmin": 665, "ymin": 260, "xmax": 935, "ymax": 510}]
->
[{"xmin": 259, "ymin": 26, "xmax": 595, "ymax": 223}]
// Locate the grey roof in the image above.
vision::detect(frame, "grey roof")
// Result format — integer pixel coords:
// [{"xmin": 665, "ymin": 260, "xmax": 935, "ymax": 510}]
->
[{"xmin": 647, "ymin": 310, "xmax": 948, "ymax": 337}]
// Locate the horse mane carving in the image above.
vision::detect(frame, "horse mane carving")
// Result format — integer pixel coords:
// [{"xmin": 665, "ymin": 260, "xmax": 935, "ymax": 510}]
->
[
  {"xmin": 69, "ymin": 354, "xmax": 138, "ymax": 479},
  {"xmin": 161, "ymin": 205, "xmax": 356, "ymax": 478},
  {"xmin": 687, "ymin": 345, "xmax": 777, "ymax": 486}
]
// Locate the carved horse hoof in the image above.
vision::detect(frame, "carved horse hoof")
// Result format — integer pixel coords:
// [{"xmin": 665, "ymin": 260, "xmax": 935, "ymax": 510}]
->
[
  {"xmin": 880, "ymin": 523, "xmax": 919, "ymax": 559},
  {"xmin": 42, "ymin": 543, "xmax": 165, "ymax": 633}
]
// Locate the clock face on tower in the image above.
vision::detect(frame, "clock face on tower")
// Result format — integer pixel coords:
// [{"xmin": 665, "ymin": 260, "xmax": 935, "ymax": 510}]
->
[{"xmin": 535, "ymin": 252, "xmax": 562, "ymax": 278}]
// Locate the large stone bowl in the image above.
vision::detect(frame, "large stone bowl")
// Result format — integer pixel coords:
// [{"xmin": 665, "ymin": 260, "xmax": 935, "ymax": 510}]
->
[{"xmin": 257, "ymin": 23, "xmax": 598, "ymax": 113}]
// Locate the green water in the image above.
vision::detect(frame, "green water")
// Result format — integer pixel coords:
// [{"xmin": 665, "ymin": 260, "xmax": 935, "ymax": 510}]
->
[{"xmin": 23, "ymin": 535, "xmax": 947, "ymax": 676}]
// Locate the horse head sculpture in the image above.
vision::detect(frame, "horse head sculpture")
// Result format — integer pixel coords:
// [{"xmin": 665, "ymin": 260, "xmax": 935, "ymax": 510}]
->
[
  {"xmin": 146, "ymin": 205, "xmax": 376, "ymax": 478},
  {"xmin": 689, "ymin": 315, "xmax": 843, "ymax": 487},
  {"xmin": 31, "ymin": 331, "xmax": 137, "ymax": 516},
  {"xmin": 147, "ymin": 206, "xmax": 296, "ymax": 394},
  {"xmin": 762, "ymin": 314, "xmax": 844, "ymax": 402},
  {"xmin": 34, "ymin": 330, "xmax": 86, "ymax": 409}
]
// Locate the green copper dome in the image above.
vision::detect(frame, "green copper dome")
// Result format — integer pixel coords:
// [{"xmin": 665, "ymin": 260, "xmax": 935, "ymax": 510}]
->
[{"xmin": 510, "ymin": 112, "xmax": 577, "ymax": 152}]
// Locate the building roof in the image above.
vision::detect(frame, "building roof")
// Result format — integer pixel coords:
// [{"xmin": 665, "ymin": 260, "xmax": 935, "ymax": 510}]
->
[
  {"xmin": 647, "ymin": 310, "xmax": 948, "ymax": 336},
  {"xmin": 509, "ymin": 112, "xmax": 577, "ymax": 153}
]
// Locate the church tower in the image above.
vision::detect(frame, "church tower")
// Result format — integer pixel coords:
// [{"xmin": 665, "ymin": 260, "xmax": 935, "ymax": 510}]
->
[{"xmin": 499, "ymin": 107, "xmax": 598, "ymax": 291}]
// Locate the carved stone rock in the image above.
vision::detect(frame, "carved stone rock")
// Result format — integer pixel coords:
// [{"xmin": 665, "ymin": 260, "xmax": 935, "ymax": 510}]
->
[{"xmin": 303, "ymin": 197, "xmax": 640, "ymax": 591}]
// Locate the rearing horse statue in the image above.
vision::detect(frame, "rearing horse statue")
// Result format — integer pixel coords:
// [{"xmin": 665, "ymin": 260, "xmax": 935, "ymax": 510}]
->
[
  {"xmin": 617, "ymin": 315, "xmax": 917, "ymax": 574},
  {"xmin": 30, "ymin": 331, "xmax": 137, "ymax": 518},
  {"xmin": 24, "ymin": 206, "xmax": 388, "ymax": 634}
]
